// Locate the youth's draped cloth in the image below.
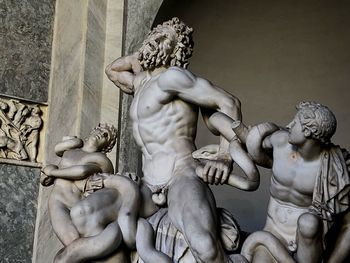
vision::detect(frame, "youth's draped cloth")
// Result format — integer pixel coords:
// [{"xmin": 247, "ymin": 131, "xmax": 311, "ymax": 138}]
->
[{"xmin": 311, "ymin": 146, "xmax": 350, "ymax": 243}]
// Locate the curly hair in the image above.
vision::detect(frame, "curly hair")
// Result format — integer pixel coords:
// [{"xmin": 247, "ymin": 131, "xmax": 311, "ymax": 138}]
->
[
  {"xmin": 138, "ymin": 17, "xmax": 194, "ymax": 70},
  {"xmin": 296, "ymin": 101, "xmax": 337, "ymax": 144},
  {"xmin": 88, "ymin": 123, "xmax": 118, "ymax": 153}
]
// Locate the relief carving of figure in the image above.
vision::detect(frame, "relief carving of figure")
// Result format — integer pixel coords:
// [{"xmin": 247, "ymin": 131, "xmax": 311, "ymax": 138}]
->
[
  {"xmin": 21, "ymin": 105, "xmax": 42, "ymax": 161},
  {"xmin": 0, "ymin": 98, "xmax": 42, "ymax": 162}
]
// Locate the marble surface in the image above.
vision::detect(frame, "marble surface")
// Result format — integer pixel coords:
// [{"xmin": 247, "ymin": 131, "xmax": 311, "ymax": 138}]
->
[
  {"xmin": 0, "ymin": 164, "xmax": 40, "ymax": 263},
  {"xmin": 0, "ymin": 0, "xmax": 55, "ymax": 102}
]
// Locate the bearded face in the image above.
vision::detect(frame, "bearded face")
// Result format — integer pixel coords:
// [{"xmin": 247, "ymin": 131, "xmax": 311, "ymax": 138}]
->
[{"xmin": 138, "ymin": 27, "xmax": 177, "ymax": 70}]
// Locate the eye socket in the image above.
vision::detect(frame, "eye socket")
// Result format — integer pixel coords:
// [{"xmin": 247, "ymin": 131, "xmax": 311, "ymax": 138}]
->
[{"xmin": 102, "ymin": 132, "xmax": 108, "ymax": 138}]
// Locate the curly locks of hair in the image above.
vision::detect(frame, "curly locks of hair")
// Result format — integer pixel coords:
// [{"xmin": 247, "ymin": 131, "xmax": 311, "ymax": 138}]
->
[
  {"xmin": 89, "ymin": 123, "xmax": 118, "ymax": 153},
  {"xmin": 296, "ymin": 101, "xmax": 337, "ymax": 144},
  {"xmin": 138, "ymin": 17, "xmax": 194, "ymax": 70}
]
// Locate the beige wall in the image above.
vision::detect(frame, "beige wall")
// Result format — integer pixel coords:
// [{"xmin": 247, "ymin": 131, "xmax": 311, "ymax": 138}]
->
[{"xmin": 155, "ymin": 0, "xmax": 350, "ymax": 232}]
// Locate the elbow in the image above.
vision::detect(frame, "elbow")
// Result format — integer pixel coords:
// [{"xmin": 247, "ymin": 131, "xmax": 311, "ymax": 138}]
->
[
  {"xmin": 245, "ymin": 179, "xmax": 260, "ymax": 191},
  {"xmin": 220, "ymin": 96, "xmax": 241, "ymax": 121}
]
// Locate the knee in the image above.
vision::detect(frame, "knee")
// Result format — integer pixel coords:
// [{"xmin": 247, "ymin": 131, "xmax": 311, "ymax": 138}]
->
[
  {"xmin": 298, "ymin": 213, "xmax": 321, "ymax": 239},
  {"xmin": 191, "ymin": 234, "xmax": 220, "ymax": 262}
]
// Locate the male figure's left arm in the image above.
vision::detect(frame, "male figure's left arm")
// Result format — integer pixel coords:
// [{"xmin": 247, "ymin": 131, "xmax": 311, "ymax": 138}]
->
[{"xmin": 159, "ymin": 68, "xmax": 242, "ymax": 183}]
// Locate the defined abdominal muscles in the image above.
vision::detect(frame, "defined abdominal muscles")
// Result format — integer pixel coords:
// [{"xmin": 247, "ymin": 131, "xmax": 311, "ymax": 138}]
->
[{"xmin": 142, "ymin": 151, "xmax": 176, "ymax": 186}]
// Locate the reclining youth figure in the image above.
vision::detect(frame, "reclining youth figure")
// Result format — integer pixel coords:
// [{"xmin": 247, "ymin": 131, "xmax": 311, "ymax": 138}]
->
[{"xmin": 41, "ymin": 123, "xmax": 171, "ymax": 263}]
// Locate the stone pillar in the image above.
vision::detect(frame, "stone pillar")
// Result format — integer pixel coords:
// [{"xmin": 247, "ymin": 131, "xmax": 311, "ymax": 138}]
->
[{"xmin": 32, "ymin": 0, "xmax": 124, "ymax": 262}]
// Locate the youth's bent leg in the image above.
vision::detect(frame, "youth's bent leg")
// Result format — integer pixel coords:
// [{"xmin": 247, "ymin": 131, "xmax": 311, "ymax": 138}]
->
[
  {"xmin": 49, "ymin": 195, "xmax": 79, "ymax": 246},
  {"xmin": 296, "ymin": 213, "xmax": 322, "ymax": 263}
]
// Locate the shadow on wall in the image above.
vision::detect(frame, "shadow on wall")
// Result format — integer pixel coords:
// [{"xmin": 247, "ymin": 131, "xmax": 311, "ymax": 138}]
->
[{"xmin": 153, "ymin": 0, "xmax": 350, "ymax": 232}]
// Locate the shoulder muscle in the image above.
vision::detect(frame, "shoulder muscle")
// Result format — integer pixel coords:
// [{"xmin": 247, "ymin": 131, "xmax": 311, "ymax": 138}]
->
[
  {"xmin": 270, "ymin": 130, "xmax": 289, "ymax": 147},
  {"xmin": 158, "ymin": 67, "xmax": 196, "ymax": 93}
]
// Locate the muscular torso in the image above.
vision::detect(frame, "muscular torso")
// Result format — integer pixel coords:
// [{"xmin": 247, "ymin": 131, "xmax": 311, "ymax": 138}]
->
[
  {"xmin": 52, "ymin": 149, "xmax": 107, "ymax": 207},
  {"xmin": 130, "ymin": 70, "xmax": 198, "ymax": 187},
  {"xmin": 59, "ymin": 149, "xmax": 102, "ymax": 168},
  {"xmin": 264, "ymin": 131, "xmax": 322, "ymax": 246},
  {"xmin": 270, "ymin": 138, "xmax": 321, "ymax": 207}
]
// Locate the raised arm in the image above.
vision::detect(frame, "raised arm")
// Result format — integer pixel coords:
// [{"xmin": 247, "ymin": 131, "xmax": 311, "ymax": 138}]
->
[
  {"xmin": 105, "ymin": 53, "xmax": 142, "ymax": 94},
  {"xmin": 231, "ymin": 121, "xmax": 281, "ymax": 168}
]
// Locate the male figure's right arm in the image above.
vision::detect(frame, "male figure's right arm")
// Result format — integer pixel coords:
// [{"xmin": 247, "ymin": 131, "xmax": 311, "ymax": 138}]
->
[
  {"xmin": 246, "ymin": 128, "xmax": 286, "ymax": 168},
  {"xmin": 105, "ymin": 53, "xmax": 142, "ymax": 94},
  {"xmin": 262, "ymin": 134, "xmax": 274, "ymax": 150},
  {"xmin": 262, "ymin": 129, "xmax": 288, "ymax": 150}
]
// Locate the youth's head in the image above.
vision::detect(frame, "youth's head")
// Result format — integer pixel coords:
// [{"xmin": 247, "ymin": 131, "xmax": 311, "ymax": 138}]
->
[
  {"xmin": 288, "ymin": 102, "xmax": 336, "ymax": 145},
  {"xmin": 86, "ymin": 123, "xmax": 117, "ymax": 153},
  {"xmin": 138, "ymin": 17, "xmax": 194, "ymax": 70}
]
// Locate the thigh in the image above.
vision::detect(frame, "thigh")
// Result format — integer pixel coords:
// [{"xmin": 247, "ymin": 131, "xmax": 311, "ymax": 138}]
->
[
  {"xmin": 49, "ymin": 186, "xmax": 80, "ymax": 246},
  {"xmin": 49, "ymin": 196, "xmax": 80, "ymax": 246},
  {"xmin": 167, "ymin": 171, "xmax": 217, "ymax": 235}
]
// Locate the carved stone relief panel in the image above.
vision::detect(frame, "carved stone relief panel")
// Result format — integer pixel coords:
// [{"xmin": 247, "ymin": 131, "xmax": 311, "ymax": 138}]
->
[{"xmin": 0, "ymin": 97, "xmax": 43, "ymax": 163}]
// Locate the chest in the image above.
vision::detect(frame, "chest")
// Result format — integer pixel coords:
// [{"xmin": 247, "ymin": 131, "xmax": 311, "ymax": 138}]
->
[
  {"xmin": 130, "ymin": 76, "xmax": 173, "ymax": 120},
  {"xmin": 272, "ymin": 148, "xmax": 321, "ymax": 195},
  {"xmin": 59, "ymin": 150, "xmax": 86, "ymax": 168}
]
